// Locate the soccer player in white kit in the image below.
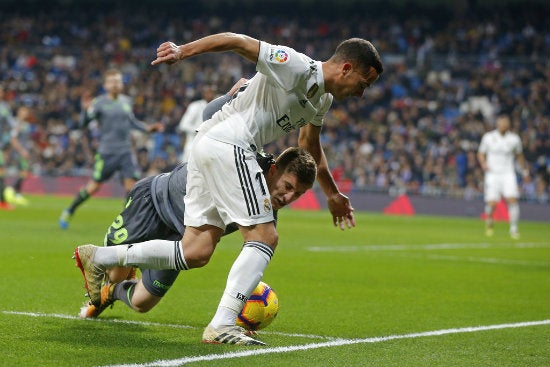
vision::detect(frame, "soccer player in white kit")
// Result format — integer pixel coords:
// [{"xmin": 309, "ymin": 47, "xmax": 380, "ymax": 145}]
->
[
  {"xmin": 477, "ymin": 115, "xmax": 529, "ymax": 239},
  {"xmin": 75, "ymin": 32, "xmax": 383, "ymax": 345},
  {"xmin": 178, "ymin": 84, "xmax": 216, "ymax": 162}
]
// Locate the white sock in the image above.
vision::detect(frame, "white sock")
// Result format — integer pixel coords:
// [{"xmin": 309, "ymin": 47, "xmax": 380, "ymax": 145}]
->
[
  {"xmin": 508, "ymin": 202, "xmax": 520, "ymax": 233},
  {"xmin": 209, "ymin": 241, "xmax": 274, "ymax": 329},
  {"xmin": 94, "ymin": 240, "xmax": 187, "ymax": 270}
]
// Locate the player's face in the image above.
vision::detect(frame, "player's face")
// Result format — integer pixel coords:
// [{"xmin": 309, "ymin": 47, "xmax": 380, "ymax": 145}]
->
[
  {"xmin": 496, "ymin": 117, "xmax": 511, "ymax": 134},
  {"xmin": 17, "ymin": 107, "xmax": 30, "ymax": 121},
  {"xmin": 104, "ymin": 74, "xmax": 124, "ymax": 96},
  {"xmin": 266, "ymin": 169, "xmax": 311, "ymax": 210},
  {"xmin": 333, "ymin": 65, "xmax": 379, "ymax": 101}
]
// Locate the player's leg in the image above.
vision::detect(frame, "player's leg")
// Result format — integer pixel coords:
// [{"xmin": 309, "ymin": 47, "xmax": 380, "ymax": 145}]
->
[
  {"xmin": 76, "ymin": 227, "xmax": 221, "ymax": 317},
  {"xmin": 11, "ymin": 156, "xmax": 29, "ymax": 205},
  {"xmin": 90, "ymin": 225, "xmax": 222, "ymax": 270},
  {"xmin": 78, "ymin": 177, "xmax": 183, "ymax": 317},
  {"xmin": 0, "ymin": 153, "xmax": 10, "ymax": 209},
  {"xmin": 503, "ymin": 173, "xmax": 521, "ymax": 239},
  {"xmin": 60, "ymin": 153, "xmax": 107, "ymax": 229},
  {"xmin": 506, "ymin": 197, "xmax": 520, "ymax": 239},
  {"xmin": 119, "ymin": 151, "xmax": 142, "ymax": 194},
  {"xmin": 207, "ymin": 222, "xmax": 277, "ymax": 332},
  {"xmin": 483, "ymin": 173, "xmax": 499, "ymax": 236},
  {"xmin": 193, "ymin": 139, "xmax": 275, "ymax": 345},
  {"xmin": 112, "ymin": 269, "xmax": 179, "ymax": 313}
]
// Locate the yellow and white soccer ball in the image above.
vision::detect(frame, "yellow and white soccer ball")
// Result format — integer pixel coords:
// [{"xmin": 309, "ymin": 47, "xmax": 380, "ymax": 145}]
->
[{"xmin": 236, "ymin": 281, "xmax": 279, "ymax": 331}]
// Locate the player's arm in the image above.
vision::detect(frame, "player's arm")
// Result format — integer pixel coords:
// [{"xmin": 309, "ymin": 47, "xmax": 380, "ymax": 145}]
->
[
  {"xmin": 516, "ymin": 152, "xmax": 529, "ymax": 178},
  {"xmin": 202, "ymin": 78, "xmax": 249, "ymax": 122},
  {"xmin": 151, "ymin": 33, "xmax": 260, "ymax": 66},
  {"xmin": 9, "ymin": 131, "xmax": 29, "ymax": 160},
  {"xmin": 127, "ymin": 100, "xmax": 164, "ymax": 133},
  {"xmin": 298, "ymin": 123, "xmax": 355, "ymax": 230},
  {"xmin": 129, "ymin": 115, "xmax": 163, "ymax": 133},
  {"xmin": 477, "ymin": 151, "xmax": 488, "ymax": 172}
]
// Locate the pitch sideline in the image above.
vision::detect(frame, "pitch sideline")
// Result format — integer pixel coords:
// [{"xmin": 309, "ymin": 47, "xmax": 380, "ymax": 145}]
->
[
  {"xmin": 4, "ymin": 311, "xmax": 549, "ymax": 366},
  {"xmin": 306, "ymin": 242, "xmax": 550, "ymax": 252},
  {"xmin": 1, "ymin": 310, "xmax": 335, "ymax": 340},
  {"xmin": 98, "ymin": 319, "xmax": 550, "ymax": 367}
]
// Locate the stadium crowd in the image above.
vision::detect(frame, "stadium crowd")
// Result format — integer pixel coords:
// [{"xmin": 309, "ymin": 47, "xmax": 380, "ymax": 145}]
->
[{"xmin": 0, "ymin": 3, "xmax": 548, "ymax": 203}]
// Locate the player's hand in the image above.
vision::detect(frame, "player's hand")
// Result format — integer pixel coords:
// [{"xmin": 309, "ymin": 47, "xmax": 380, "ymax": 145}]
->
[
  {"xmin": 149, "ymin": 122, "xmax": 165, "ymax": 133},
  {"xmin": 228, "ymin": 78, "xmax": 248, "ymax": 96},
  {"xmin": 80, "ymin": 91, "xmax": 93, "ymax": 110},
  {"xmin": 21, "ymin": 149, "xmax": 30, "ymax": 160},
  {"xmin": 151, "ymin": 42, "xmax": 182, "ymax": 66},
  {"xmin": 327, "ymin": 192, "xmax": 355, "ymax": 230}
]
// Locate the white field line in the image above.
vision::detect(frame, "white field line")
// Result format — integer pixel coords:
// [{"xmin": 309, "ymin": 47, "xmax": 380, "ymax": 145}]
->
[
  {"xmin": 0, "ymin": 311, "xmax": 335, "ymax": 340},
  {"xmin": 306, "ymin": 242, "xmax": 550, "ymax": 252},
  {"xmin": 394, "ymin": 253, "xmax": 550, "ymax": 267},
  {"xmin": 96, "ymin": 320, "xmax": 550, "ymax": 367}
]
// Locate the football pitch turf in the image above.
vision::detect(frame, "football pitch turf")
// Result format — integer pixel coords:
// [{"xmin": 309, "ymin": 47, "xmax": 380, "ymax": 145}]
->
[{"xmin": 0, "ymin": 195, "xmax": 549, "ymax": 366}]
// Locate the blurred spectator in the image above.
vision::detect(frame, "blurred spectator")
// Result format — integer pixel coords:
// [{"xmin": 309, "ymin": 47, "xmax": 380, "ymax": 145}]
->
[{"xmin": 0, "ymin": 2, "xmax": 547, "ymax": 204}]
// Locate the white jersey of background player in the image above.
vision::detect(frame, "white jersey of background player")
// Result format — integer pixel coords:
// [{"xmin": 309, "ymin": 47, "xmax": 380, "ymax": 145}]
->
[
  {"xmin": 178, "ymin": 85, "xmax": 216, "ymax": 162},
  {"xmin": 478, "ymin": 115, "xmax": 528, "ymax": 239}
]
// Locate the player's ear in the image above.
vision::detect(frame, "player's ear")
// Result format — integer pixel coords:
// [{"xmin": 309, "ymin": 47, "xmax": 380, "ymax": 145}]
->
[
  {"xmin": 267, "ymin": 163, "xmax": 277, "ymax": 178},
  {"xmin": 342, "ymin": 62, "xmax": 353, "ymax": 76}
]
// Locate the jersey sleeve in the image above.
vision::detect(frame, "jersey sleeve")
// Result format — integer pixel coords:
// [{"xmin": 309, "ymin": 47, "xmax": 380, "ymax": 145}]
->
[
  {"xmin": 513, "ymin": 134, "xmax": 523, "ymax": 154},
  {"xmin": 256, "ymin": 41, "xmax": 310, "ymax": 92},
  {"xmin": 478, "ymin": 133, "xmax": 488, "ymax": 153},
  {"xmin": 124, "ymin": 96, "xmax": 148, "ymax": 132},
  {"xmin": 80, "ymin": 97, "xmax": 99, "ymax": 128},
  {"xmin": 310, "ymin": 94, "xmax": 333, "ymax": 127}
]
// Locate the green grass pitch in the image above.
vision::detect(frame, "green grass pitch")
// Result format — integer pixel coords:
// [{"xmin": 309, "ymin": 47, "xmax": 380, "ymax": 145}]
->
[{"xmin": 0, "ymin": 195, "xmax": 549, "ymax": 367}]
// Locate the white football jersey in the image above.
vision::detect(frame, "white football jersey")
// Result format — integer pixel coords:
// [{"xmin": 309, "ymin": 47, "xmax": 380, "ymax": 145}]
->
[
  {"xmin": 478, "ymin": 129, "xmax": 522, "ymax": 174},
  {"xmin": 199, "ymin": 41, "xmax": 333, "ymax": 149}
]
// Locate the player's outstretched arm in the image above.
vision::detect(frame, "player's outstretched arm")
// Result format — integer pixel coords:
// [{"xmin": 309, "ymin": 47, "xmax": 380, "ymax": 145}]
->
[
  {"xmin": 298, "ymin": 124, "xmax": 355, "ymax": 230},
  {"xmin": 151, "ymin": 32, "xmax": 260, "ymax": 66}
]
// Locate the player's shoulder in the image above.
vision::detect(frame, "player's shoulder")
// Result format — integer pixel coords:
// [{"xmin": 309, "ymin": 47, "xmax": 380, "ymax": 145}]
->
[
  {"xmin": 118, "ymin": 94, "xmax": 132, "ymax": 103},
  {"xmin": 260, "ymin": 40, "xmax": 314, "ymax": 67},
  {"xmin": 94, "ymin": 94, "xmax": 109, "ymax": 104},
  {"xmin": 481, "ymin": 129, "xmax": 495, "ymax": 139}
]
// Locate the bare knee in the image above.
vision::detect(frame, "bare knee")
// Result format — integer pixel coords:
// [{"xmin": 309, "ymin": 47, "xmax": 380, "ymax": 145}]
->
[
  {"xmin": 131, "ymin": 303, "xmax": 154, "ymax": 313},
  {"xmin": 185, "ymin": 246, "xmax": 215, "ymax": 268},
  {"xmin": 180, "ymin": 225, "xmax": 222, "ymax": 269},
  {"xmin": 240, "ymin": 222, "xmax": 279, "ymax": 250},
  {"xmin": 129, "ymin": 283, "xmax": 161, "ymax": 313}
]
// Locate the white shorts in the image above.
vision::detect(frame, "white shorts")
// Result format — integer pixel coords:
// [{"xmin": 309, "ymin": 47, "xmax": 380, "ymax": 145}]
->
[
  {"xmin": 484, "ymin": 172, "xmax": 519, "ymax": 202},
  {"xmin": 184, "ymin": 135, "xmax": 274, "ymax": 229}
]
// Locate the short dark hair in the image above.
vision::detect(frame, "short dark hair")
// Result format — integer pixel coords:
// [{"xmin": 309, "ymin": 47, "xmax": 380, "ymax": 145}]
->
[
  {"xmin": 275, "ymin": 147, "xmax": 317, "ymax": 188},
  {"xmin": 332, "ymin": 38, "xmax": 384, "ymax": 75},
  {"xmin": 104, "ymin": 68, "xmax": 122, "ymax": 80}
]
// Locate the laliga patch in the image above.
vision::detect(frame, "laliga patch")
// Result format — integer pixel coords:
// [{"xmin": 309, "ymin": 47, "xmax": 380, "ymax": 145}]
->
[{"xmin": 269, "ymin": 48, "xmax": 289, "ymax": 64}]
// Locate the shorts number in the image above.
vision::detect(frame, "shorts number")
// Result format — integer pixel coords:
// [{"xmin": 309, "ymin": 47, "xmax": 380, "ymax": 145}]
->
[{"xmin": 108, "ymin": 215, "xmax": 128, "ymax": 245}]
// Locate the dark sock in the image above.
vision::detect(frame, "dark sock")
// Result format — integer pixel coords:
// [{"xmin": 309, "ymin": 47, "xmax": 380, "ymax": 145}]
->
[
  {"xmin": 0, "ymin": 177, "xmax": 5, "ymax": 202},
  {"xmin": 67, "ymin": 188, "xmax": 91, "ymax": 214},
  {"xmin": 14, "ymin": 177, "xmax": 23, "ymax": 193},
  {"xmin": 113, "ymin": 280, "xmax": 137, "ymax": 309}
]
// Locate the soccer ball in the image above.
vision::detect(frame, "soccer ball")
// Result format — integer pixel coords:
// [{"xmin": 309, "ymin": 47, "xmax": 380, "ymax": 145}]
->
[{"xmin": 236, "ymin": 281, "xmax": 279, "ymax": 331}]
